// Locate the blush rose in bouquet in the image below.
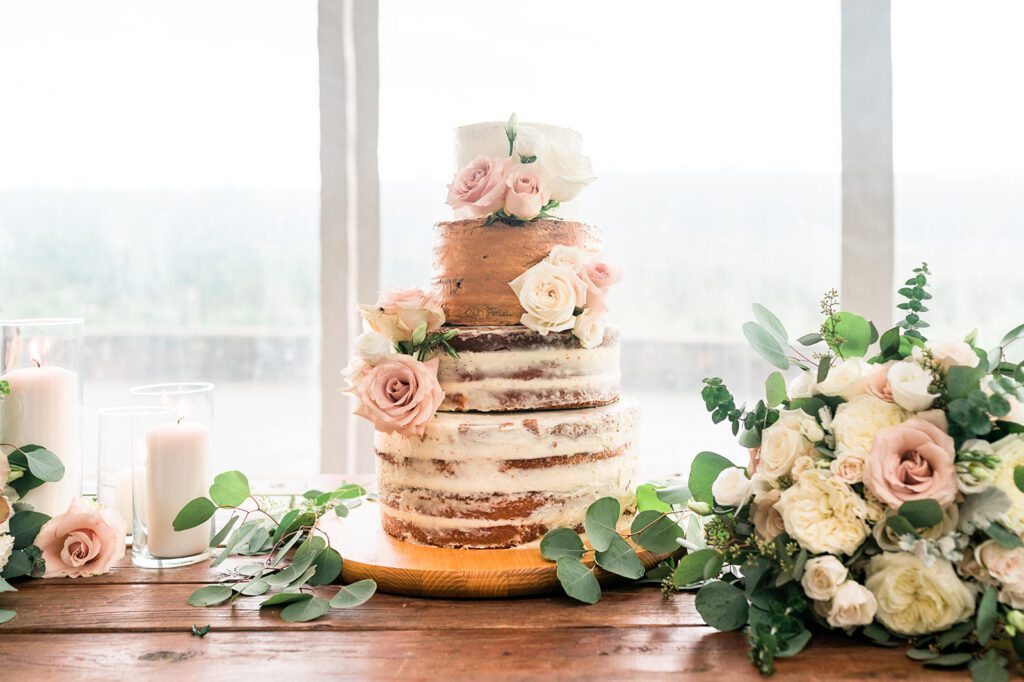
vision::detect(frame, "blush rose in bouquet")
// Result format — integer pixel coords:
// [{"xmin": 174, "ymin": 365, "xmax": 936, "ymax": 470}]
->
[{"xmin": 678, "ymin": 265, "xmax": 1024, "ymax": 679}]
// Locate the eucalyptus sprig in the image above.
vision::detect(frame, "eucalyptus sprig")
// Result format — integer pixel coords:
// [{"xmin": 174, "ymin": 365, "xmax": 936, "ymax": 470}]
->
[
  {"xmin": 701, "ymin": 378, "xmax": 780, "ymax": 448},
  {"xmin": 174, "ymin": 471, "xmax": 377, "ymax": 622},
  {"xmin": 897, "ymin": 262, "xmax": 932, "ymax": 341}
]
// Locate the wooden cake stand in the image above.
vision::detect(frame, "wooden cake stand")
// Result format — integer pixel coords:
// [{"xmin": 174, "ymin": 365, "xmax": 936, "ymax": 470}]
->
[{"xmin": 320, "ymin": 503, "xmax": 670, "ymax": 598}]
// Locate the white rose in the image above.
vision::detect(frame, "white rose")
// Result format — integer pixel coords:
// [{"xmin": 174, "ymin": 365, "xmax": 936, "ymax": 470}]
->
[
  {"xmin": 831, "ymin": 452, "xmax": 866, "ymax": 484},
  {"xmin": 914, "ymin": 339, "xmax": 979, "ymax": 372},
  {"xmin": 816, "ymin": 357, "xmax": 870, "ymax": 399},
  {"xmin": 827, "ymin": 580, "xmax": 878, "ymax": 629},
  {"xmin": 982, "ymin": 376, "xmax": 1024, "ymax": 426},
  {"xmin": 801, "ymin": 555, "xmax": 848, "ymax": 600},
  {"xmin": 545, "ymin": 245, "xmax": 589, "ymax": 271},
  {"xmin": 508, "ymin": 260, "xmax": 588, "ymax": 334},
  {"xmin": 865, "ymin": 552, "xmax": 975, "ymax": 636},
  {"xmin": 991, "ymin": 435, "xmax": 1024, "ymax": 533},
  {"xmin": 886, "ymin": 361, "xmax": 938, "ymax": 412},
  {"xmin": 788, "ymin": 370, "xmax": 817, "ymax": 399},
  {"xmin": 831, "ymin": 395, "xmax": 907, "ymax": 457},
  {"xmin": 711, "ymin": 467, "xmax": 753, "ymax": 508},
  {"xmin": 775, "ymin": 470, "xmax": 870, "ymax": 555},
  {"xmin": 536, "ymin": 140, "xmax": 595, "ymax": 203},
  {"xmin": 0, "ymin": 534, "xmax": 12, "ymax": 573},
  {"xmin": 757, "ymin": 409, "xmax": 825, "ymax": 480},
  {"xmin": 354, "ymin": 330, "xmax": 392, "ymax": 363},
  {"xmin": 572, "ymin": 309, "xmax": 606, "ymax": 349},
  {"xmin": 975, "ymin": 540, "xmax": 1024, "ymax": 588},
  {"xmin": 513, "ymin": 125, "xmax": 547, "ymax": 159}
]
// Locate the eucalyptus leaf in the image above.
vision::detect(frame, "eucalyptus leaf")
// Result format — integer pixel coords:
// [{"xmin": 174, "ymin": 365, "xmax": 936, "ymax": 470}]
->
[
  {"xmin": 19, "ymin": 445, "xmax": 64, "ymax": 482},
  {"xmin": 923, "ymin": 652, "xmax": 973, "ymax": 668},
  {"xmin": 173, "ymin": 497, "xmax": 217, "ymax": 532},
  {"xmin": 555, "ymin": 556, "xmax": 601, "ymax": 604},
  {"xmin": 330, "ymin": 579, "xmax": 377, "ymax": 608},
  {"xmin": 636, "ymin": 483, "xmax": 672, "ymax": 513},
  {"xmin": 0, "ymin": 577, "xmax": 15, "ymax": 593},
  {"xmin": 695, "ymin": 580, "xmax": 748, "ymax": 631},
  {"xmin": 208, "ymin": 470, "xmax": 250, "ymax": 507},
  {"xmin": 654, "ymin": 483, "xmax": 691, "ymax": 505},
  {"xmin": 594, "ymin": 534, "xmax": 644, "ymax": 579},
  {"xmin": 977, "ymin": 586, "xmax": 997, "ymax": 645},
  {"xmin": 742, "ymin": 322, "xmax": 789, "ymax": 370},
  {"xmin": 672, "ymin": 549, "xmax": 719, "ymax": 587},
  {"xmin": 0, "ymin": 610, "xmax": 15, "ymax": 624},
  {"xmin": 898, "ymin": 499, "xmax": 943, "ymax": 528},
  {"xmin": 630, "ymin": 510, "xmax": 683, "ymax": 554},
  {"xmin": 797, "ymin": 333, "xmax": 822, "ymax": 346},
  {"xmin": 210, "ymin": 515, "xmax": 238, "ymax": 547},
  {"xmin": 234, "ymin": 579, "xmax": 270, "ymax": 596},
  {"xmin": 308, "ymin": 547, "xmax": 343, "ymax": 586},
  {"xmin": 1001, "ymin": 322, "xmax": 1024, "ymax": 347},
  {"xmin": 187, "ymin": 584, "xmax": 233, "ymax": 607},
  {"xmin": 687, "ymin": 451, "xmax": 734, "ymax": 506},
  {"xmin": 540, "ymin": 527, "xmax": 586, "ymax": 561},
  {"xmin": 765, "ymin": 371, "xmax": 787, "ymax": 407},
  {"xmin": 984, "ymin": 522, "xmax": 1024, "ymax": 548},
  {"xmin": 1015, "ymin": 466, "xmax": 1024, "ymax": 494},
  {"xmin": 280, "ymin": 595, "xmax": 330, "ymax": 622},
  {"xmin": 260, "ymin": 591, "xmax": 309, "ymax": 608},
  {"xmin": 583, "ymin": 497, "xmax": 620, "ymax": 552},
  {"xmin": 752, "ymin": 303, "xmax": 788, "ymax": 347},
  {"xmin": 0, "ymin": 550, "xmax": 32, "ymax": 579},
  {"xmin": 831, "ymin": 312, "xmax": 872, "ymax": 358},
  {"xmin": 9, "ymin": 510, "xmax": 49, "ymax": 550}
]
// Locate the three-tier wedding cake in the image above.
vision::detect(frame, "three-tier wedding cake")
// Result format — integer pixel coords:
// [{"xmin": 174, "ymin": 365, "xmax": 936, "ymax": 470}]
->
[{"xmin": 344, "ymin": 116, "xmax": 639, "ymax": 548}]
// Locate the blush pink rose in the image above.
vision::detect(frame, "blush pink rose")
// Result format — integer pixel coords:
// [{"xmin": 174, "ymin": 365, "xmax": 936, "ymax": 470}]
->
[
  {"xmin": 446, "ymin": 156, "xmax": 511, "ymax": 219},
  {"xmin": 865, "ymin": 367, "xmax": 894, "ymax": 402},
  {"xmin": 37, "ymin": 498, "xmax": 126, "ymax": 578},
  {"xmin": 581, "ymin": 260, "xmax": 621, "ymax": 315},
  {"xmin": 747, "ymin": 447, "xmax": 761, "ymax": 476},
  {"xmin": 504, "ymin": 168, "xmax": 549, "ymax": 220},
  {"xmin": 352, "ymin": 354, "xmax": 444, "ymax": 436},
  {"xmin": 864, "ymin": 417, "xmax": 958, "ymax": 509},
  {"xmin": 358, "ymin": 288, "xmax": 445, "ymax": 343}
]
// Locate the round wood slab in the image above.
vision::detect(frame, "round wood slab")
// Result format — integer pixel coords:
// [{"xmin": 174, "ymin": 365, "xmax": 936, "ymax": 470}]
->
[{"xmin": 320, "ymin": 502, "xmax": 670, "ymax": 598}]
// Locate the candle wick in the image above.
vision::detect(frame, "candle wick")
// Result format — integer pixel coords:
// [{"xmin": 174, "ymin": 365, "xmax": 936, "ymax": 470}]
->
[
  {"xmin": 177, "ymin": 416, "xmax": 185, "ymax": 425},
  {"xmin": 31, "ymin": 358, "xmax": 41, "ymax": 368}
]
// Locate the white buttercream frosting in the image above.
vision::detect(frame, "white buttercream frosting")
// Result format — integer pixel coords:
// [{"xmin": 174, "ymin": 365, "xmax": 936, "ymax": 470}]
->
[{"xmin": 454, "ymin": 121, "xmax": 583, "ymax": 171}]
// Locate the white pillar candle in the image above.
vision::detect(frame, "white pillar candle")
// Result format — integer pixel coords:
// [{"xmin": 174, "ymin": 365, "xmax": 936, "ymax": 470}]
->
[
  {"xmin": 144, "ymin": 421, "xmax": 211, "ymax": 558},
  {"xmin": 0, "ymin": 365, "xmax": 82, "ymax": 517},
  {"xmin": 111, "ymin": 466, "xmax": 133, "ymax": 531}
]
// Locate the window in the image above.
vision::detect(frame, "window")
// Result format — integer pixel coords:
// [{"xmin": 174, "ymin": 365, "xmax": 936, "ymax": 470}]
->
[
  {"xmin": 892, "ymin": 0, "xmax": 1024, "ymax": 348},
  {"xmin": 0, "ymin": 1, "xmax": 321, "ymax": 482},
  {"xmin": 379, "ymin": 0, "xmax": 841, "ymax": 474}
]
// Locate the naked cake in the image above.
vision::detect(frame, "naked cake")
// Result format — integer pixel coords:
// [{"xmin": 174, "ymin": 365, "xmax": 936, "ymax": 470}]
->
[{"xmin": 344, "ymin": 116, "xmax": 639, "ymax": 548}]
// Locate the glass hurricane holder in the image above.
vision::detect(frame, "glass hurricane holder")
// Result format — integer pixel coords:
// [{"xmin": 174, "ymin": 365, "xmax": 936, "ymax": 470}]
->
[
  {"xmin": 0, "ymin": 318, "xmax": 84, "ymax": 517},
  {"xmin": 130, "ymin": 383, "xmax": 214, "ymax": 569}
]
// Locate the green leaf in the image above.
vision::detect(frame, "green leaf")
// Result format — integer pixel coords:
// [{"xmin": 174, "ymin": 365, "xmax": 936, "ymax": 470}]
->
[
  {"xmin": 259, "ymin": 591, "xmax": 309, "ymax": 608},
  {"xmin": 9, "ymin": 510, "xmax": 49, "ymax": 550},
  {"xmin": 594, "ymin": 534, "xmax": 644, "ymax": 579},
  {"xmin": 411, "ymin": 322, "xmax": 428, "ymax": 347},
  {"xmin": 879, "ymin": 327, "xmax": 901, "ymax": 356},
  {"xmin": 898, "ymin": 499, "xmax": 943, "ymax": 528},
  {"xmin": 977, "ymin": 586, "xmax": 997, "ymax": 645},
  {"xmin": 985, "ymin": 522, "xmax": 1024, "ymax": 548},
  {"xmin": 630, "ymin": 510, "xmax": 683, "ymax": 554},
  {"xmin": 742, "ymin": 322, "xmax": 789, "ymax": 370},
  {"xmin": 173, "ymin": 497, "xmax": 217, "ymax": 532},
  {"xmin": 308, "ymin": 548, "xmax": 343, "ymax": 586},
  {"xmin": 540, "ymin": 528, "xmax": 586, "ymax": 561},
  {"xmin": 776, "ymin": 628, "xmax": 812, "ymax": 658},
  {"xmin": 797, "ymin": 333, "xmax": 823, "ymax": 346},
  {"xmin": 752, "ymin": 303, "xmax": 788, "ymax": 347},
  {"xmin": 210, "ymin": 515, "xmax": 239, "ymax": 547},
  {"xmin": 673, "ymin": 549, "xmax": 719, "ymax": 587},
  {"xmin": 1001, "ymin": 323, "xmax": 1024, "ymax": 347},
  {"xmin": 923, "ymin": 652, "xmax": 974, "ymax": 668},
  {"xmin": 885, "ymin": 515, "xmax": 917, "ymax": 538},
  {"xmin": 969, "ymin": 650, "xmax": 1008, "ymax": 682},
  {"xmin": 555, "ymin": 556, "xmax": 601, "ymax": 604},
  {"xmin": 695, "ymin": 580, "xmax": 748, "ymax": 631},
  {"xmin": 831, "ymin": 312, "xmax": 872, "ymax": 357},
  {"xmin": 765, "ymin": 371, "xmax": 787, "ymax": 407},
  {"xmin": 330, "ymin": 579, "xmax": 377, "ymax": 608},
  {"xmin": 687, "ymin": 451, "xmax": 734, "ymax": 506},
  {"xmin": 583, "ymin": 497, "xmax": 621, "ymax": 552},
  {"xmin": 208, "ymin": 471, "xmax": 250, "ymax": 507},
  {"xmin": 18, "ymin": 445, "xmax": 65, "ymax": 482},
  {"xmin": 1015, "ymin": 466, "xmax": 1024, "ymax": 494},
  {"xmin": 280, "ymin": 595, "xmax": 330, "ymax": 622},
  {"xmin": 0, "ymin": 550, "xmax": 32, "ymax": 579},
  {"xmin": 233, "ymin": 579, "xmax": 270, "ymax": 596},
  {"xmin": 636, "ymin": 483, "xmax": 672, "ymax": 513},
  {"xmin": 187, "ymin": 585, "xmax": 233, "ymax": 607},
  {"xmin": 947, "ymin": 366, "xmax": 984, "ymax": 400},
  {"xmin": 654, "ymin": 483, "xmax": 690, "ymax": 505},
  {"xmin": 0, "ymin": 577, "xmax": 15, "ymax": 593},
  {"xmin": 0, "ymin": 610, "xmax": 15, "ymax": 624},
  {"xmin": 191, "ymin": 624, "xmax": 211, "ymax": 638}
]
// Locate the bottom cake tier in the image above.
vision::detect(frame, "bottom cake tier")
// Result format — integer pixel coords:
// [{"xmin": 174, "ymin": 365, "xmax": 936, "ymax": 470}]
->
[{"xmin": 375, "ymin": 399, "xmax": 639, "ymax": 549}]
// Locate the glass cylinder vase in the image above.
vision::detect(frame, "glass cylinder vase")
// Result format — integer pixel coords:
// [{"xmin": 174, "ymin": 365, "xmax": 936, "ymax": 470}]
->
[
  {"xmin": 130, "ymin": 382, "xmax": 214, "ymax": 569},
  {"xmin": 0, "ymin": 318, "xmax": 84, "ymax": 517}
]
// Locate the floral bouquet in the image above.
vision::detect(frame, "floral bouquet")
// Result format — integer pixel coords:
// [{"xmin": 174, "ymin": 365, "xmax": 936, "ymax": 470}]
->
[{"xmin": 676, "ymin": 264, "xmax": 1024, "ymax": 680}]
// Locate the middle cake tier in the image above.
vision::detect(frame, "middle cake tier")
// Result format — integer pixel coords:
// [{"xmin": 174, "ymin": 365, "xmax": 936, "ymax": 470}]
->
[{"xmin": 437, "ymin": 324, "xmax": 621, "ymax": 412}]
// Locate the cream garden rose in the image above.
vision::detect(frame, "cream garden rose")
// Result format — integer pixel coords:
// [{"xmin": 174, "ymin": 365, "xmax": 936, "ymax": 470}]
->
[
  {"xmin": 572, "ymin": 308, "xmax": 606, "ymax": 349},
  {"xmin": 975, "ymin": 541, "xmax": 1024, "ymax": 604},
  {"xmin": 757, "ymin": 409, "xmax": 824, "ymax": 480},
  {"xmin": 827, "ymin": 580, "xmax": 878, "ymax": 629},
  {"xmin": 886, "ymin": 361, "xmax": 938, "ymax": 413},
  {"xmin": 751, "ymin": 488, "xmax": 785, "ymax": 541},
  {"xmin": 991, "ymin": 435, "xmax": 1024, "ymax": 534},
  {"xmin": 788, "ymin": 370, "xmax": 816, "ymax": 399},
  {"xmin": 775, "ymin": 470, "xmax": 870, "ymax": 555},
  {"xmin": 865, "ymin": 552, "xmax": 975, "ymax": 636},
  {"xmin": 914, "ymin": 339, "xmax": 979, "ymax": 372},
  {"xmin": 800, "ymin": 555, "xmax": 848, "ymax": 600},
  {"xmin": 535, "ymin": 139, "xmax": 595, "ymax": 202},
  {"xmin": 508, "ymin": 260, "xmax": 588, "ymax": 334},
  {"xmin": 712, "ymin": 467, "xmax": 753, "ymax": 508},
  {"xmin": 831, "ymin": 452, "xmax": 866, "ymax": 484},
  {"xmin": 831, "ymin": 395, "xmax": 907, "ymax": 457},
  {"xmin": 816, "ymin": 357, "xmax": 870, "ymax": 399},
  {"xmin": 358, "ymin": 288, "xmax": 445, "ymax": 343}
]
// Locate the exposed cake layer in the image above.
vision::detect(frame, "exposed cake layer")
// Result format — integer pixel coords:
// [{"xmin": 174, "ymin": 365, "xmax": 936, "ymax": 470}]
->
[
  {"xmin": 432, "ymin": 218, "xmax": 602, "ymax": 326},
  {"xmin": 437, "ymin": 325, "xmax": 620, "ymax": 412},
  {"xmin": 375, "ymin": 400, "xmax": 639, "ymax": 549}
]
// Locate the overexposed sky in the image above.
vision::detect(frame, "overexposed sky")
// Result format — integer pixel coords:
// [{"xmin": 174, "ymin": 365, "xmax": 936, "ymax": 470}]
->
[{"xmin": 0, "ymin": 1, "xmax": 1021, "ymax": 191}]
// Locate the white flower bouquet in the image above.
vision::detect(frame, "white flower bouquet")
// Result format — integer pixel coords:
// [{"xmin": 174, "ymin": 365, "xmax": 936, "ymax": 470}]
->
[{"xmin": 682, "ymin": 264, "xmax": 1024, "ymax": 679}]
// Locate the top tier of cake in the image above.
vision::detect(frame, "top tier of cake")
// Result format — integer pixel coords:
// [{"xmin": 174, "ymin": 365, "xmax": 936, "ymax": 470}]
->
[
  {"xmin": 433, "ymin": 218, "xmax": 602, "ymax": 326},
  {"xmin": 454, "ymin": 121, "xmax": 583, "ymax": 169}
]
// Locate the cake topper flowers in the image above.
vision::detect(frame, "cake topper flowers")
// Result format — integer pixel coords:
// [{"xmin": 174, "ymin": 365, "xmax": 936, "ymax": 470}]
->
[
  {"xmin": 509, "ymin": 245, "xmax": 621, "ymax": 348},
  {"xmin": 446, "ymin": 113, "xmax": 595, "ymax": 225},
  {"xmin": 344, "ymin": 287, "xmax": 457, "ymax": 436}
]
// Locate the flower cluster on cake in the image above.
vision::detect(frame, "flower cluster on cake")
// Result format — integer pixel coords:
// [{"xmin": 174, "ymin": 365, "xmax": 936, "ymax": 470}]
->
[
  {"xmin": 659, "ymin": 265, "xmax": 1024, "ymax": 679},
  {"xmin": 342, "ymin": 115, "xmax": 638, "ymax": 549}
]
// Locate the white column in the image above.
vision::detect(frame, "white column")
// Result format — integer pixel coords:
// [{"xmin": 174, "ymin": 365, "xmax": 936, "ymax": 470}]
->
[
  {"xmin": 318, "ymin": 0, "xmax": 380, "ymax": 475},
  {"xmin": 841, "ymin": 0, "xmax": 895, "ymax": 329}
]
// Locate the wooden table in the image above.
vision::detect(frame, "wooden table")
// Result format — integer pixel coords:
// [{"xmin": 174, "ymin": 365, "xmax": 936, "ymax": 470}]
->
[{"xmin": 0, "ymin": 553, "xmax": 961, "ymax": 680}]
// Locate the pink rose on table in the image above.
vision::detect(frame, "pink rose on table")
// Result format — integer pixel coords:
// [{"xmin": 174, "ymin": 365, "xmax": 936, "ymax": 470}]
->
[
  {"xmin": 358, "ymin": 288, "xmax": 445, "ymax": 343},
  {"xmin": 37, "ymin": 498, "xmax": 126, "ymax": 578},
  {"xmin": 503, "ymin": 168, "xmax": 549, "ymax": 221},
  {"xmin": 864, "ymin": 417, "xmax": 958, "ymax": 508},
  {"xmin": 446, "ymin": 155, "xmax": 512, "ymax": 219},
  {"xmin": 352, "ymin": 354, "xmax": 444, "ymax": 436}
]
